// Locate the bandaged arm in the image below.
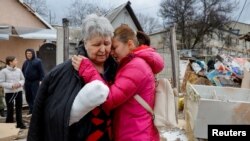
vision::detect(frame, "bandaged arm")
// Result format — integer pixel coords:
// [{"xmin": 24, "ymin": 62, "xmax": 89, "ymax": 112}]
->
[{"xmin": 69, "ymin": 80, "xmax": 109, "ymax": 126}]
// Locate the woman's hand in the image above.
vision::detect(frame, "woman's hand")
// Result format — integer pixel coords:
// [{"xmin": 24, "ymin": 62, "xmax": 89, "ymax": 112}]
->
[
  {"xmin": 72, "ymin": 55, "xmax": 85, "ymax": 71},
  {"xmin": 12, "ymin": 83, "xmax": 21, "ymax": 89}
]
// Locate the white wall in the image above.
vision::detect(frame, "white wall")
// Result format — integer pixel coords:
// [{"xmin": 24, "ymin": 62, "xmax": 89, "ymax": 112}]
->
[
  {"xmin": 111, "ymin": 9, "xmax": 138, "ymax": 31},
  {"xmin": 56, "ymin": 27, "xmax": 64, "ymax": 65}
]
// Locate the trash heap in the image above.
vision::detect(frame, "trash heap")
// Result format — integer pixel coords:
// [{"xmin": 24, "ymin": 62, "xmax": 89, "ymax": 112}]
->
[
  {"xmin": 181, "ymin": 54, "xmax": 250, "ymax": 93},
  {"xmin": 206, "ymin": 54, "xmax": 248, "ymax": 87},
  {"xmin": 181, "ymin": 58, "xmax": 212, "ymax": 93}
]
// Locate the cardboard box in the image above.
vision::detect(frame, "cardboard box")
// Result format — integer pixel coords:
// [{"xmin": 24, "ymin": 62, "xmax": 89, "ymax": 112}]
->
[{"xmin": 0, "ymin": 123, "xmax": 19, "ymax": 141}]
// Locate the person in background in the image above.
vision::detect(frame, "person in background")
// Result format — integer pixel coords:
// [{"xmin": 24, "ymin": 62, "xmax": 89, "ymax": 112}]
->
[
  {"xmin": 0, "ymin": 64, "xmax": 6, "ymax": 117},
  {"xmin": 0, "ymin": 86, "xmax": 5, "ymax": 117},
  {"xmin": 0, "ymin": 56, "xmax": 26, "ymax": 129},
  {"xmin": 136, "ymin": 31, "xmax": 151, "ymax": 46},
  {"xmin": 22, "ymin": 49, "xmax": 44, "ymax": 115},
  {"xmin": 72, "ymin": 25, "xmax": 163, "ymax": 141}
]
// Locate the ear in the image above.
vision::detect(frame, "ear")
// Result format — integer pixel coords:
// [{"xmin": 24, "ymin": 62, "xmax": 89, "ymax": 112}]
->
[{"xmin": 128, "ymin": 40, "xmax": 135, "ymax": 51}]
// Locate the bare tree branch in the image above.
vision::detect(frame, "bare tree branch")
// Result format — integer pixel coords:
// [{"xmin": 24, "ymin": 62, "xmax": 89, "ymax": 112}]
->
[
  {"xmin": 159, "ymin": 0, "xmax": 237, "ymax": 49},
  {"xmin": 66, "ymin": 0, "xmax": 108, "ymax": 27},
  {"xmin": 24, "ymin": 0, "xmax": 48, "ymax": 18},
  {"xmin": 136, "ymin": 13, "xmax": 162, "ymax": 34}
]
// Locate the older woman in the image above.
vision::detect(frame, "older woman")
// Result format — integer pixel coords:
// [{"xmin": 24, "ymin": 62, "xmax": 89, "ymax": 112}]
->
[
  {"xmin": 73, "ymin": 25, "xmax": 163, "ymax": 141},
  {"xmin": 27, "ymin": 14, "xmax": 117, "ymax": 141}
]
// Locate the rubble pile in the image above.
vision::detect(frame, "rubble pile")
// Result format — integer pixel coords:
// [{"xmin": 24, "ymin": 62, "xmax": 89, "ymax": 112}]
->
[{"xmin": 181, "ymin": 54, "xmax": 250, "ymax": 91}]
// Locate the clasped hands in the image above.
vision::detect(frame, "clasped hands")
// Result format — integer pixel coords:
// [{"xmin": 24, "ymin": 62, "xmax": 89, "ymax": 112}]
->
[{"xmin": 12, "ymin": 83, "xmax": 21, "ymax": 89}]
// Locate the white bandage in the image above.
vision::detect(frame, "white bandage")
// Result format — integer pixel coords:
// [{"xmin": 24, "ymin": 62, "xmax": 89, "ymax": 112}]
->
[{"xmin": 69, "ymin": 80, "xmax": 109, "ymax": 125}]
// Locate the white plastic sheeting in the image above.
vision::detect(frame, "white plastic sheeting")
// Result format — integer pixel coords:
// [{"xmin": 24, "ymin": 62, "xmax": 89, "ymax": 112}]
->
[
  {"xmin": 0, "ymin": 26, "xmax": 11, "ymax": 40},
  {"xmin": 0, "ymin": 34, "xmax": 9, "ymax": 40},
  {"xmin": 15, "ymin": 27, "xmax": 56, "ymax": 40},
  {"xmin": 0, "ymin": 26, "xmax": 56, "ymax": 40}
]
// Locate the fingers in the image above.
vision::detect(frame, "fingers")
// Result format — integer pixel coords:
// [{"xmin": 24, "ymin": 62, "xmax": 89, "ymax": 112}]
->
[
  {"xmin": 72, "ymin": 55, "xmax": 84, "ymax": 71},
  {"xmin": 12, "ymin": 83, "xmax": 21, "ymax": 89},
  {"xmin": 72, "ymin": 57, "xmax": 79, "ymax": 71},
  {"xmin": 78, "ymin": 55, "xmax": 85, "ymax": 59},
  {"xmin": 72, "ymin": 55, "xmax": 84, "ymax": 62}
]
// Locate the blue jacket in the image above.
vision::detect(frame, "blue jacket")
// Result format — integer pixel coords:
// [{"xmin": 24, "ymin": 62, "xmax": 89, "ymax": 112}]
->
[{"xmin": 22, "ymin": 49, "xmax": 44, "ymax": 81}]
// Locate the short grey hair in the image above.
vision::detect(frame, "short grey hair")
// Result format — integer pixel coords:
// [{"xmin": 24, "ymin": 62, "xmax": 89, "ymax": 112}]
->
[{"xmin": 81, "ymin": 14, "xmax": 114, "ymax": 41}]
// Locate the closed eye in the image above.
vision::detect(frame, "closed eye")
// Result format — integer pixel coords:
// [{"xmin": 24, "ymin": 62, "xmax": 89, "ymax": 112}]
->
[
  {"xmin": 104, "ymin": 41, "xmax": 111, "ymax": 46},
  {"xmin": 93, "ymin": 43, "xmax": 101, "ymax": 47}
]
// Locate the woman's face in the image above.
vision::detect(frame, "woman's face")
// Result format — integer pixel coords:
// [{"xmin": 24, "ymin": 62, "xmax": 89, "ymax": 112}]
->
[
  {"xmin": 85, "ymin": 36, "xmax": 112, "ymax": 65},
  {"xmin": 111, "ymin": 38, "xmax": 131, "ymax": 63},
  {"xmin": 10, "ymin": 58, "xmax": 18, "ymax": 67}
]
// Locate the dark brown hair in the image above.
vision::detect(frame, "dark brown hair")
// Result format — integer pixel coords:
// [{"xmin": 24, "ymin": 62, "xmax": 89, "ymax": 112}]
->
[
  {"xmin": 113, "ymin": 24, "xmax": 138, "ymax": 46},
  {"xmin": 5, "ymin": 56, "xmax": 16, "ymax": 65},
  {"xmin": 136, "ymin": 31, "xmax": 150, "ymax": 46}
]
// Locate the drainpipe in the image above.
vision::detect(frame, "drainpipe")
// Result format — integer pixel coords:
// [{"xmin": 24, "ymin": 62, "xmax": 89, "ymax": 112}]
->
[
  {"xmin": 170, "ymin": 24, "xmax": 179, "ymax": 92},
  {"xmin": 62, "ymin": 18, "xmax": 69, "ymax": 61}
]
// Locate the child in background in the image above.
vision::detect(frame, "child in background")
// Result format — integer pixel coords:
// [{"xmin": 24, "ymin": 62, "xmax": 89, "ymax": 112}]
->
[{"xmin": 0, "ymin": 56, "xmax": 26, "ymax": 129}]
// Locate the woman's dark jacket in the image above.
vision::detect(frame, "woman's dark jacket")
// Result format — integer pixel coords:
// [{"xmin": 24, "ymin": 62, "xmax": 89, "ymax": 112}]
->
[{"xmin": 27, "ymin": 47, "xmax": 117, "ymax": 141}]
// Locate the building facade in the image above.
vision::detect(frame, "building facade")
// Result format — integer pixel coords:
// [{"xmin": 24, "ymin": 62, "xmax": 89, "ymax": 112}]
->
[{"xmin": 0, "ymin": 0, "xmax": 56, "ymax": 68}]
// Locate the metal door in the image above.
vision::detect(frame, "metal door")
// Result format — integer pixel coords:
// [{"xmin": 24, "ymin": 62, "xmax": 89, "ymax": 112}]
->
[{"xmin": 38, "ymin": 43, "xmax": 56, "ymax": 74}]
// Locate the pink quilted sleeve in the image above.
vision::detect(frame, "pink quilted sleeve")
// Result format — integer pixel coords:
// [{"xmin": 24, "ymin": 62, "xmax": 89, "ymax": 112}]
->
[{"xmin": 78, "ymin": 58, "xmax": 105, "ymax": 83}]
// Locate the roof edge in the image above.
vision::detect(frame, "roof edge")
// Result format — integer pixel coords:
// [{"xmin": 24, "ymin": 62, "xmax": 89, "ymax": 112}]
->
[
  {"xmin": 125, "ymin": 1, "xmax": 143, "ymax": 31},
  {"xmin": 17, "ymin": 0, "xmax": 54, "ymax": 30}
]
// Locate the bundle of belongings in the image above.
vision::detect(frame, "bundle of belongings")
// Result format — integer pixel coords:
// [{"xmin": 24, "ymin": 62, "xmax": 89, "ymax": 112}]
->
[{"xmin": 181, "ymin": 58, "xmax": 212, "ymax": 93}]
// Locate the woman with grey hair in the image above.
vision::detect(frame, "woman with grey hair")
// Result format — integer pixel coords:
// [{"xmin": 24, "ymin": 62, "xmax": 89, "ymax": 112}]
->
[{"xmin": 27, "ymin": 14, "xmax": 117, "ymax": 141}]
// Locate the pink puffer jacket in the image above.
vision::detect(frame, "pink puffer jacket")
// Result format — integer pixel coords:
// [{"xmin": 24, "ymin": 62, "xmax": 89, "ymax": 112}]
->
[{"xmin": 79, "ymin": 45, "xmax": 164, "ymax": 141}]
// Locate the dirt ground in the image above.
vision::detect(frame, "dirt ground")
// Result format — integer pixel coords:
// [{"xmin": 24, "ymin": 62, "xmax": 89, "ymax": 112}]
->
[
  {"xmin": 0, "ymin": 108, "xmax": 30, "ymax": 141},
  {"xmin": 0, "ymin": 107, "xmax": 200, "ymax": 141}
]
